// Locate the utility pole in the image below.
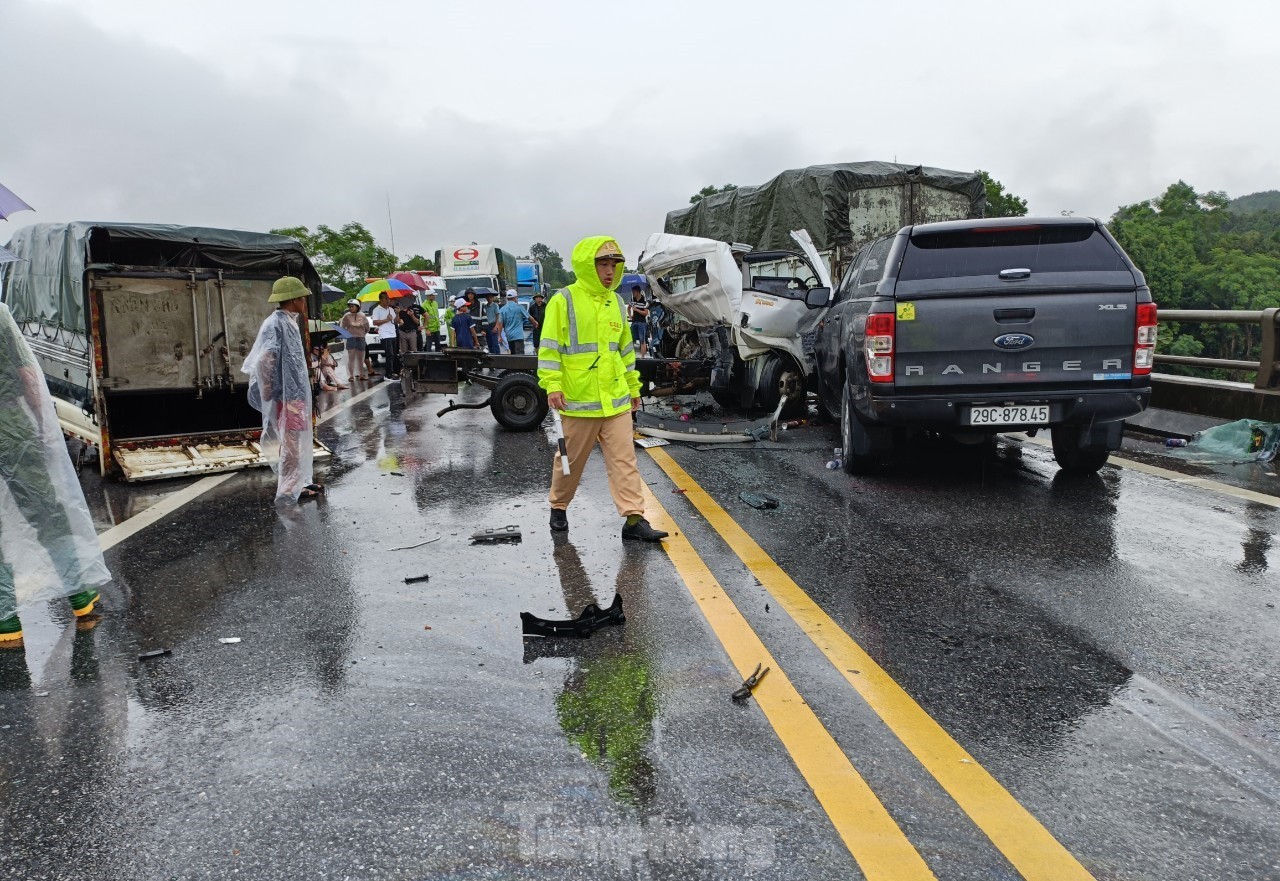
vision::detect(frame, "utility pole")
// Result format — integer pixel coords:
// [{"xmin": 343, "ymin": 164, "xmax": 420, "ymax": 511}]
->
[{"xmin": 386, "ymin": 191, "xmax": 396, "ymax": 262}]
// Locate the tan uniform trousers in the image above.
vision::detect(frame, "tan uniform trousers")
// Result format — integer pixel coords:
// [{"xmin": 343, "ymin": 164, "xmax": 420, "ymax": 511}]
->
[{"xmin": 549, "ymin": 410, "xmax": 644, "ymax": 517}]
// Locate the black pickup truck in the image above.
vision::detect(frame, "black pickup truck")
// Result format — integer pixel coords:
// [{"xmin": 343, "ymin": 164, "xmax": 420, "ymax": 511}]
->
[{"xmin": 813, "ymin": 217, "xmax": 1156, "ymax": 474}]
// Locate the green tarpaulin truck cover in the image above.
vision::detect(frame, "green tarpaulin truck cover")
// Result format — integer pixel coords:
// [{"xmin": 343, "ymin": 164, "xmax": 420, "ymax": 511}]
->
[{"xmin": 664, "ymin": 161, "xmax": 986, "ymax": 253}]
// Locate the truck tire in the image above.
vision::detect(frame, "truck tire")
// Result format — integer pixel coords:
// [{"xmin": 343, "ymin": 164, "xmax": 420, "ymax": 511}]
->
[
  {"xmin": 490, "ymin": 372, "xmax": 548, "ymax": 432},
  {"xmin": 1051, "ymin": 424, "xmax": 1112, "ymax": 474},
  {"xmin": 756, "ymin": 354, "xmax": 807, "ymax": 418},
  {"xmin": 840, "ymin": 376, "xmax": 884, "ymax": 474}
]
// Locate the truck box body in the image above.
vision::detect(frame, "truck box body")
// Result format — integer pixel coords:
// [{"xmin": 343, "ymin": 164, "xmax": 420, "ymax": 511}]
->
[{"xmin": 0, "ymin": 222, "xmax": 326, "ymax": 480}]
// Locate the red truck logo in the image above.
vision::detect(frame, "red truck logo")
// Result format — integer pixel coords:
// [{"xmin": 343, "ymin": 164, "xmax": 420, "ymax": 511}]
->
[{"xmin": 453, "ymin": 248, "xmax": 479, "ymax": 261}]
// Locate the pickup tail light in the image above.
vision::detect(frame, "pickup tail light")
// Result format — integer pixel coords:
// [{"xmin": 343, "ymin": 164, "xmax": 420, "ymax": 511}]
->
[
  {"xmin": 1134, "ymin": 302, "xmax": 1158, "ymax": 375},
  {"xmin": 865, "ymin": 312, "xmax": 895, "ymax": 383}
]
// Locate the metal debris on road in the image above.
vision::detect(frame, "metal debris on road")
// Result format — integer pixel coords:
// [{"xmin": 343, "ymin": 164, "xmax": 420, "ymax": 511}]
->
[
  {"xmin": 404, "ymin": 573, "xmax": 431, "ymax": 584},
  {"xmin": 739, "ymin": 492, "xmax": 780, "ymax": 510},
  {"xmin": 390, "ymin": 471, "xmax": 406, "ymax": 476},
  {"xmin": 138, "ymin": 648, "xmax": 172, "ymax": 660},
  {"xmin": 731, "ymin": 663, "xmax": 770, "ymax": 703},
  {"xmin": 521, "ymin": 593, "xmax": 625, "ymax": 638},
  {"xmin": 471, "ymin": 525, "xmax": 522, "ymax": 543},
  {"xmin": 391, "ymin": 537, "xmax": 441, "ymax": 551},
  {"xmin": 218, "ymin": 637, "xmax": 242, "ymax": 644}
]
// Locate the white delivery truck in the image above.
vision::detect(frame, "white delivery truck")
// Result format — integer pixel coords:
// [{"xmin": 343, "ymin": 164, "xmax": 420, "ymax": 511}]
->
[
  {"xmin": 433, "ymin": 245, "xmax": 519, "ymax": 300},
  {"xmin": 0, "ymin": 222, "xmax": 329, "ymax": 481}
]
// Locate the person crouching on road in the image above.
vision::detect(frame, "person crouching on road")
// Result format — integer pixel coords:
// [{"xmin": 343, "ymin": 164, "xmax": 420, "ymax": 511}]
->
[
  {"xmin": 242, "ymin": 276, "xmax": 324, "ymax": 502},
  {"xmin": 339, "ymin": 299, "xmax": 370, "ymax": 381},
  {"xmin": 537, "ymin": 237, "xmax": 668, "ymax": 542},
  {"xmin": 312, "ymin": 343, "xmax": 346, "ymax": 391},
  {"xmin": 450, "ymin": 297, "xmax": 482, "ymax": 349},
  {"xmin": 0, "ymin": 303, "xmax": 112, "ymax": 650}
]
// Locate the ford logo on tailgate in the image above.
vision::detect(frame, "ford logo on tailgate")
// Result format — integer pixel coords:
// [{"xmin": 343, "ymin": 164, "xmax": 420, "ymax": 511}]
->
[{"xmin": 994, "ymin": 333, "xmax": 1035, "ymax": 351}]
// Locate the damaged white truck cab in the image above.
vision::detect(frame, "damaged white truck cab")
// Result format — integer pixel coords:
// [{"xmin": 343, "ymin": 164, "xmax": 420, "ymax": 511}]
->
[
  {"xmin": 647, "ymin": 162, "xmax": 987, "ymax": 416},
  {"xmin": 638, "ymin": 231, "xmax": 831, "ymax": 416}
]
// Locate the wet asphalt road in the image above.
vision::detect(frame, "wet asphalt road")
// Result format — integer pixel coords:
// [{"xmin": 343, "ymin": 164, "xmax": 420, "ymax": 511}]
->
[{"xmin": 2, "ymin": 378, "xmax": 1278, "ymax": 880}]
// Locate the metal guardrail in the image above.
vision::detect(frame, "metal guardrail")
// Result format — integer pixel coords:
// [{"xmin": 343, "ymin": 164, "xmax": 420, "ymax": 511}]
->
[{"xmin": 1155, "ymin": 308, "xmax": 1279, "ymax": 390}]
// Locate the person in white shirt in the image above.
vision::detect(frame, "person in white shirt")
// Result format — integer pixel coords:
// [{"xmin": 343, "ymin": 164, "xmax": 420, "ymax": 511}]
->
[{"xmin": 370, "ymin": 292, "xmax": 400, "ymax": 379}]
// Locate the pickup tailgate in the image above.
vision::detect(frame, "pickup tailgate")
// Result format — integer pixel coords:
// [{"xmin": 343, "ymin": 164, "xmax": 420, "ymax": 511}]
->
[
  {"xmin": 895, "ymin": 291, "xmax": 1137, "ymax": 388},
  {"xmin": 891, "ymin": 223, "xmax": 1140, "ymax": 389}
]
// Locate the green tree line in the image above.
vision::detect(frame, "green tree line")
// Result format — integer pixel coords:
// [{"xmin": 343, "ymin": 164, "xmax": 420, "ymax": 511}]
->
[{"xmin": 1108, "ymin": 182, "xmax": 1280, "ymax": 379}]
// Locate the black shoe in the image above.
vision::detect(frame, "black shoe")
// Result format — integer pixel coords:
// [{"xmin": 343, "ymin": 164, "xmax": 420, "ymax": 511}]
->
[
  {"xmin": 621, "ymin": 517, "xmax": 668, "ymax": 542},
  {"xmin": 549, "ymin": 509, "xmax": 569, "ymax": 532}
]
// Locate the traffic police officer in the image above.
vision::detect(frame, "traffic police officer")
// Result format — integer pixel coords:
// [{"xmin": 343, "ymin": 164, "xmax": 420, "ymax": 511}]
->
[{"xmin": 537, "ymin": 237, "xmax": 667, "ymax": 542}]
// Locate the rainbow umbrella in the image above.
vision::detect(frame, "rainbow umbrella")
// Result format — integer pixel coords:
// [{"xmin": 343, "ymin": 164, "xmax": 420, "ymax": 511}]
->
[{"xmin": 356, "ymin": 278, "xmax": 413, "ymax": 302}]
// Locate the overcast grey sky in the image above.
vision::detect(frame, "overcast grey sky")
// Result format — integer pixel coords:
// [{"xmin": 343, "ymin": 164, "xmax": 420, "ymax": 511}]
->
[{"xmin": 2, "ymin": 0, "xmax": 1275, "ymax": 265}]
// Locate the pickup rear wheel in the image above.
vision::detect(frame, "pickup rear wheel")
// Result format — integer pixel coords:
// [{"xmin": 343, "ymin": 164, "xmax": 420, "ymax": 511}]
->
[
  {"xmin": 1051, "ymin": 424, "xmax": 1111, "ymax": 474},
  {"xmin": 490, "ymin": 372, "xmax": 548, "ymax": 432},
  {"xmin": 840, "ymin": 377, "xmax": 880, "ymax": 474}
]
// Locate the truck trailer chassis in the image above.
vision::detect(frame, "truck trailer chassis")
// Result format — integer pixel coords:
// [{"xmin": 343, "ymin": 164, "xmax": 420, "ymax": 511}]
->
[{"xmin": 399, "ymin": 348, "xmax": 789, "ymax": 440}]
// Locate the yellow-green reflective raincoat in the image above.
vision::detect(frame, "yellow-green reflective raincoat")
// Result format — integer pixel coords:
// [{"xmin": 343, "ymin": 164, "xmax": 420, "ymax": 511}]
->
[{"xmin": 536, "ymin": 236, "xmax": 640, "ymax": 418}]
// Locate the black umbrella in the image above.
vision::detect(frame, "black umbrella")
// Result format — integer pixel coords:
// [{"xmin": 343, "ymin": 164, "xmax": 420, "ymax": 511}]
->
[{"xmin": 320, "ymin": 283, "xmax": 348, "ymax": 304}]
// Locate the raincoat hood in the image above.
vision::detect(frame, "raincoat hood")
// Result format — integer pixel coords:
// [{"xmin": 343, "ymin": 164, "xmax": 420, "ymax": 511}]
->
[{"xmin": 570, "ymin": 236, "xmax": 625, "ymax": 298}]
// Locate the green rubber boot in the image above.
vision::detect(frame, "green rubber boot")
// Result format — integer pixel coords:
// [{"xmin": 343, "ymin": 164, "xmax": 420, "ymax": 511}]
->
[
  {"xmin": 68, "ymin": 589, "xmax": 101, "ymax": 618},
  {"xmin": 0, "ymin": 613, "xmax": 22, "ymax": 649}
]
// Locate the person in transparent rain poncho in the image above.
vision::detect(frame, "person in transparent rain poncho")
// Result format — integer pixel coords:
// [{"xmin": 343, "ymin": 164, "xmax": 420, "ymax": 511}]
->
[
  {"xmin": 0, "ymin": 304, "xmax": 112, "ymax": 650},
  {"xmin": 242, "ymin": 276, "xmax": 324, "ymax": 502}
]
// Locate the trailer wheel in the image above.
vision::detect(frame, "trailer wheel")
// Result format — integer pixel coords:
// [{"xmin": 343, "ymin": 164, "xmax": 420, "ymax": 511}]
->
[
  {"xmin": 757, "ymin": 354, "xmax": 808, "ymax": 418},
  {"xmin": 490, "ymin": 372, "xmax": 548, "ymax": 432}
]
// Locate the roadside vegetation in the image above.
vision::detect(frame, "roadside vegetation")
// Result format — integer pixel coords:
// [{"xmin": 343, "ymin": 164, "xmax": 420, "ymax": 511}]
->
[{"xmin": 1109, "ymin": 184, "xmax": 1280, "ymax": 379}]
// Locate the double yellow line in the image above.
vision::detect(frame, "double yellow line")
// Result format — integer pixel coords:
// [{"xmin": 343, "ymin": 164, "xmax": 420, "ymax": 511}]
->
[{"xmin": 642, "ymin": 447, "xmax": 1096, "ymax": 881}]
